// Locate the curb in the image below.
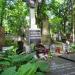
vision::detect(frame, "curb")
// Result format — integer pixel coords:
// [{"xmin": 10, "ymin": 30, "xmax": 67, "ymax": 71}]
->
[{"xmin": 58, "ymin": 56, "xmax": 75, "ymax": 62}]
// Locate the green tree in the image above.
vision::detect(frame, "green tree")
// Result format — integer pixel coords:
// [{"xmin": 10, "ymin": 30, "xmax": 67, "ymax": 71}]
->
[
  {"xmin": 0, "ymin": 0, "xmax": 29, "ymax": 35},
  {"xmin": 49, "ymin": 17, "xmax": 62, "ymax": 33},
  {"xmin": 0, "ymin": 0, "xmax": 6, "ymax": 26},
  {"xmin": 4, "ymin": 0, "xmax": 29, "ymax": 35}
]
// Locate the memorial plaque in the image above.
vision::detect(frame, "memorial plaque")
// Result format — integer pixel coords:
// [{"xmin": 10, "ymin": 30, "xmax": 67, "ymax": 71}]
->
[{"xmin": 29, "ymin": 29, "xmax": 41, "ymax": 44}]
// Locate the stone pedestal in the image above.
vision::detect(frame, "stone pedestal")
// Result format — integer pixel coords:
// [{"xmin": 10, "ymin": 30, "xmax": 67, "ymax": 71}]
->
[{"xmin": 29, "ymin": 28, "xmax": 41, "ymax": 44}]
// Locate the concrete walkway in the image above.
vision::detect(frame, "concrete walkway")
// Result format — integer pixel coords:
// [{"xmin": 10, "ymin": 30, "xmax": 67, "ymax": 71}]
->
[
  {"xmin": 59, "ymin": 53, "xmax": 75, "ymax": 62},
  {"xmin": 47, "ymin": 56, "xmax": 75, "ymax": 75}
]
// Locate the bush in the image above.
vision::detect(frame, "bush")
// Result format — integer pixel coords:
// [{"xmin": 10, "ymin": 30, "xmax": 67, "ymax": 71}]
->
[
  {"xmin": 69, "ymin": 43, "xmax": 75, "ymax": 52},
  {"xmin": 4, "ymin": 38, "xmax": 17, "ymax": 47},
  {"xmin": 0, "ymin": 53, "xmax": 50, "ymax": 75}
]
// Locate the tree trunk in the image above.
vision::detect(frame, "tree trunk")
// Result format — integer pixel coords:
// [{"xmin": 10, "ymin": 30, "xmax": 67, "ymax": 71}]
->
[
  {"xmin": 72, "ymin": 0, "xmax": 75, "ymax": 43},
  {"xmin": 0, "ymin": 0, "xmax": 6, "ymax": 26},
  {"xmin": 0, "ymin": 0, "xmax": 6, "ymax": 51},
  {"xmin": 42, "ymin": 19, "xmax": 50, "ymax": 44},
  {"xmin": 0, "ymin": 26, "xmax": 5, "ymax": 51}
]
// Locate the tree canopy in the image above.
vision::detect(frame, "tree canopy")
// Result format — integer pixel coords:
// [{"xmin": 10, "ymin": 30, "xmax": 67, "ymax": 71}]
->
[
  {"xmin": 0, "ymin": 0, "xmax": 74, "ymax": 37},
  {"xmin": 0, "ymin": 0, "xmax": 29, "ymax": 35}
]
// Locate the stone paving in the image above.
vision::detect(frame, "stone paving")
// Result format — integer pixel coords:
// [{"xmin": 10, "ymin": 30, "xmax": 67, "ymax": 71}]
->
[
  {"xmin": 59, "ymin": 54, "xmax": 75, "ymax": 62},
  {"xmin": 47, "ymin": 56, "xmax": 75, "ymax": 75}
]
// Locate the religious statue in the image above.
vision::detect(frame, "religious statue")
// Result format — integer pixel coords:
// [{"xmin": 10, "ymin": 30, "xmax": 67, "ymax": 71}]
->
[{"xmin": 29, "ymin": 0, "xmax": 35, "ymax": 8}]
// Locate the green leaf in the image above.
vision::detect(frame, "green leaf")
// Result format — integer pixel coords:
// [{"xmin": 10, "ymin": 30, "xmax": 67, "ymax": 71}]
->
[
  {"xmin": 1, "ymin": 67, "xmax": 17, "ymax": 75},
  {"xmin": 37, "ymin": 60, "xmax": 49, "ymax": 72},
  {"xmin": 0, "ymin": 61, "xmax": 10, "ymax": 66},
  {"xmin": 26, "ymin": 63, "xmax": 38, "ymax": 75},
  {"xmin": 17, "ymin": 63, "xmax": 32, "ymax": 75},
  {"xmin": 36, "ymin": 72, "xmax": 45, "ymax": 75},
  {"xmin": 8, "ymin": 54, "xmax": 33, "ymax": 64}
]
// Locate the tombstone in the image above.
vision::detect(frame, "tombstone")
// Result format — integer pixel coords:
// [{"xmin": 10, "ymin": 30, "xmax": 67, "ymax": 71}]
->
[
  {"xmin": 29, "ymin": 0, "xmax": 41, "ymax": 44},
  {"xmin": 22, "ymin": 0, "xmax": 41, "ymax": 52},
  {"xmin": 29, "ymin": 29, "xmax": 41, "ymax": 44}
]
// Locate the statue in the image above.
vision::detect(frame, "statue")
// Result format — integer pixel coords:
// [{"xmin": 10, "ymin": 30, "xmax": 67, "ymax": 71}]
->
[{"xmin": 29, "ymin": 0, "xmax": 35, "ymax": 8}]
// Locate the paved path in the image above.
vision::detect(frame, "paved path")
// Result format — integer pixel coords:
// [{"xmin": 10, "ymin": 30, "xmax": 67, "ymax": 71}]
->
[
  {"xmin": 59, "ymin": 54, "xmax": 75, "ymax": 62},
  {"xmin": 47, "ymin": 56, "xmax": 75, "ymax": 75}
]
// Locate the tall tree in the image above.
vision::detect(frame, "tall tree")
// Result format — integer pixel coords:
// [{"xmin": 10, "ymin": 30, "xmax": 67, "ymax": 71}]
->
[
  {"xmin": 0, "ymin": 0, "xmax": 6, "ymax": 26},
  {"xmin": 71, "ymin": 0, "xmax": 75, "ymax": 43},
  {"xmin": 3, "ymin": 0, "xmax": 29, "ymax": 35},
  {"xmin": 0, "ymin": 0, "xmax": 6, "ymax": 51}
]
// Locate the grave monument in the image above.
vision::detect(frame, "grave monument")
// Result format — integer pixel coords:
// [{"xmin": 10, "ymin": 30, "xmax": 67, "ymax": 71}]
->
[{"xmin": 29, "ymin": 0, "xmax": 41, "ymax": 44}]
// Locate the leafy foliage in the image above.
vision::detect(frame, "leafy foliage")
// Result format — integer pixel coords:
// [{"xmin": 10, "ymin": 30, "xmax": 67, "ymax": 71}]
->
[
  {"xmin": 37, "ymin": 60, "xmax": 49, "ymax": 72},
  {"xmin": 49, "ymin": 17, "xmax": 62, "ymax": 33},
  {"xmin": 0, "ymin": 52, "xmax": 50, "ymax": 75},
  {"xmin": 69, "ymin": 44, "xmax": 75, "ymax": 52},
  {"xmin": 8, "ymin": 53, "xmax": 33, "ymax": 64},
  {"xmin": 17, "ymin": 63, "xmax": 32, "ymax": 75},
  {"xmin": 36, "ymin": 72, "xmax": 45, "ymax": 75},
  {"xmin": 1, "ymin": 67, "xmax": 17, "ymax": 75},
  {"xmin": 0, "ymin": 0, "xmax": 29, "ymax": 35},
  {"xmin": 0, "ymin": 61, "xmax": 10, "ymax": 66}
]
